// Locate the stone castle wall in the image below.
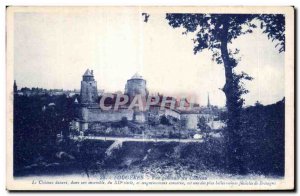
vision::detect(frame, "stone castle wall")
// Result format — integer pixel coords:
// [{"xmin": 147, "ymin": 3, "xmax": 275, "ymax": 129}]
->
[{"xmin": 81, "ymin": 107, "xmax": 134, "ymax": 123}]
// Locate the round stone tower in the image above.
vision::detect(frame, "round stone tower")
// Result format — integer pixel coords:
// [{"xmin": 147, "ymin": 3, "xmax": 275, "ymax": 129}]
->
[{"xmin": 125, "ymin": 73, "xmax": 148, "ymax": 101}]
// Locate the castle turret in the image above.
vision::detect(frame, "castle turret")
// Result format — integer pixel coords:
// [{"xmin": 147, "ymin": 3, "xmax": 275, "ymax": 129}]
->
[
  {"xmin": 124, "ymin": 73, "xmax": 148, "ymax": 123},
  {"xmin": 125, "ymin": 73, "xmax": 148, "ymax": 102},
  {"xmin": 80, "ymin": 69, "xmax": 98, "ymax": 105}
]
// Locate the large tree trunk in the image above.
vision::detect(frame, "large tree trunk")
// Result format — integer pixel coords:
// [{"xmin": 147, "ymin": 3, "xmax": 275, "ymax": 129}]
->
[{"xmin": 220, "ymin": 30, "xmax": 245, "ymax": 174}]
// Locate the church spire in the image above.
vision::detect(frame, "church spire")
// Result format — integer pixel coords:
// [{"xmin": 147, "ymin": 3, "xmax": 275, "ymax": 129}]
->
[
  {"xmin": 14, "ymin": 80, "xmax": 17, "ymax": 94},
  {"xmin": 207, "ymin": 93, "xmax": 211, "ymax": 108}
]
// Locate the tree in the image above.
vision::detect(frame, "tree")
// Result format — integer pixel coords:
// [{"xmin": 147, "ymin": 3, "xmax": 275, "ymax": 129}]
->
[
  {"xmin": 165, "ymin": 14, "xmax": 285, "ymax": 174},
  {"xmin": 160, "ymin": 115, "xmax": 171, "ymax": 126},
  {"xmin": 197, "ymin": 116, "xmax": 210, "ymax": 132},
  {"xmin": 120, "ymin": 117, "xmax": 128, "ymax": 126}
]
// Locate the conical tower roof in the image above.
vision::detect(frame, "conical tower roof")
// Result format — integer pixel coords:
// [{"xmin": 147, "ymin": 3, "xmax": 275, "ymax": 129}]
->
[
  {"xmin": 131, "ymin": 73, "xmax": 143, "ymax": 79},
  {"xmin": 83, "ymin": 69, "xmax": 93, "ymax": 76}
]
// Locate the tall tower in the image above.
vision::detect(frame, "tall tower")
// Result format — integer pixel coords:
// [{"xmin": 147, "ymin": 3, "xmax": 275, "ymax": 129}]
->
[
  {"xmin": 80, "ymin": 69, "xmax": 98, "ymax": 105},
  {"xmin": 13, "ymin": 80, "xmax": 17, "ymax": 94},
  {"xmin": 207, "ymin": 93, "xmax": 211, "ymax": 108},
  {"xmin": 125, "ymin": 73, "xmax": 148, "ymax": 102}
]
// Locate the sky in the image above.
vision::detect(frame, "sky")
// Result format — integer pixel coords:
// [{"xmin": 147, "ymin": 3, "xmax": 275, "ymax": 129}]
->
[{"xmin": 13, "ymin": 8, "xmax": 285, "ymax": 106}]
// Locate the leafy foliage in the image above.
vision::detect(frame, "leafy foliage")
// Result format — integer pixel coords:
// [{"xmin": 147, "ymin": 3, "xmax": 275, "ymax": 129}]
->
[
  {"xmin": 258, "ymin": 14, "xmax": 285, "ymax": 53},
  {"xmin": 240, "ymin": 99, "xmax": 285, "ymax": 175},
  {"xmin": 166, "ymin": 14, "xmax": 285, "ymax": 62},
  {"xmin": 160, "ymin": 115, "xmax": 171, "ymax": 126},
  {"xmin": 166, "ymin": 13, "xmax": 285, "ymax": 173},
  {"xmin": 197, "ymin": 116, "xmax": 210, "ymax": 131},
  {"xmin": 13, "ymin": 94, "xmax": 77, "ymax": 175}
]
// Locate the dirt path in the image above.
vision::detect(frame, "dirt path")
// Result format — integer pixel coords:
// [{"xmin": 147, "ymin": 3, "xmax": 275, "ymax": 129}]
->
[{"xmin": 73, "ymin": 136, "xmax": 204, "ymax": 143}]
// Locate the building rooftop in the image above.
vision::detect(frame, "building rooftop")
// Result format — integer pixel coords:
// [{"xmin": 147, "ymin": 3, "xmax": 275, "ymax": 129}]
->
[
  {"xmin": 131, "ymin": 73, "xmax": 143, "ymax": 80},
  {"xmin": 83, "ymin": 69, "xmax": 93, "ymax": 76}
]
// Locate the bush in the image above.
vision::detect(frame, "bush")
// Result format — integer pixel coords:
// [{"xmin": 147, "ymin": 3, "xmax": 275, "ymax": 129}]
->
[{"xmin": 160, "ymin": 115, "xmax": 171, "ymax": 126}]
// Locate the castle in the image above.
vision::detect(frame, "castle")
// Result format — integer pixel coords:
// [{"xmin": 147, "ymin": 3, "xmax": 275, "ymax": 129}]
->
[{"xmin": 75, "ymin": 69, "xmax": 218, "ymax": 133}]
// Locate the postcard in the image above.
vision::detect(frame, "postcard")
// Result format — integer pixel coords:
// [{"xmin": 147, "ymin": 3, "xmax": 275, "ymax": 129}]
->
[{"xmin": 6, "ymin": 6, "xmax": 294, "ymax": 191}]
